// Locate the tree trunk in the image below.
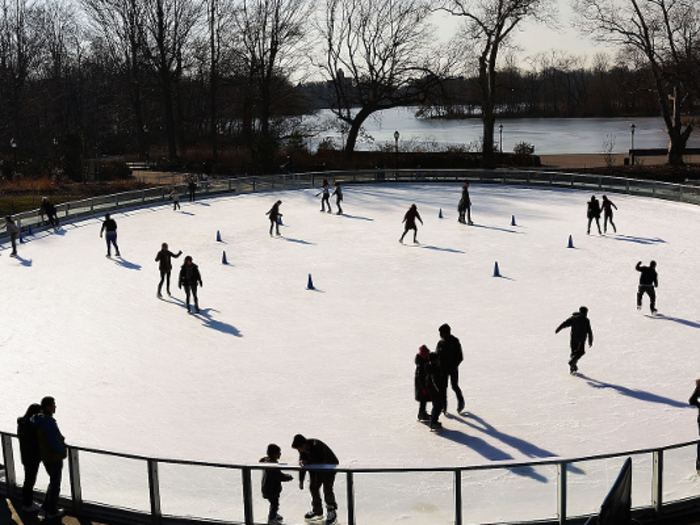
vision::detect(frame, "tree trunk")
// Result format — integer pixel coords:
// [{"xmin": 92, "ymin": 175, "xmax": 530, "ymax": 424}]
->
[
  {"xmin": 344, "ymin": 107, "xmax": 374, "ymax": 157},
  {"xmin": 161, "ymin": 69, "xmax": 177, "ymax": 159}
]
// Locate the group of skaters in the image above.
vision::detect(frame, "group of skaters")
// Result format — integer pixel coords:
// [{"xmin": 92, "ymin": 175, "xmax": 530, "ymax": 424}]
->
[
  {"xmin": 2, "ymin": 197, "xmax": 60, "ymax": 258},
  {"xmin": 155, "ymin": 242, "xmax": 203, "ymax": 314},
  {"xmin": 586, "ymin": 194, "xmax": 617, "ymax": 235},
  {"xmin": 316, "ymin": 179, "xmax": 343, "ymax": 214}
]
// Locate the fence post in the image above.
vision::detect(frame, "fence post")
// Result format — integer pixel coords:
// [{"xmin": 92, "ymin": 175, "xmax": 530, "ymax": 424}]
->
[
  {"xmin": 346, "ymin": 471, "xmax": 355, "ymax": 525},
  {"xmin": 1, "ymin": 433, "xmax": 16, "ymax": 496},
  {"xmin": 626, "ymin": 180, "xmax": 630, "ymax": 194},
  {"xmin": 598, "ymin": 175, "xmax": 602, "ymax": 189},
  {"xmin": 147, "ymin": 459, "xmax": 162, "ymax": 524},
  {"xmin": 242, "ymin": 467, "xmax": 254, "ymax": 525},
  {"xmin": 454, "ymin": 470, "xmax": 462, "ymax": 525},
  {"xmin": 652, "ymin": 183, "xmax": 656, "ymax": 196},
  {"xmin": 653, "ymin": 450, "xmax": 663, "ymax": 515},
  {"xmin": 142, "ymin": 190, "xmax": 145, "ymax": 203},
  {"xmin": 68, "ymin": 447, "xmax": 83, "ymax": 514},
  {"xmin": 557, "ymin": 462, "xmax": 567, "ymax": 524}
]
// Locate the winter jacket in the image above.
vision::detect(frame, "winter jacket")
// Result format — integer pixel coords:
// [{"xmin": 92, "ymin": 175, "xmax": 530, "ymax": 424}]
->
[
  {"xmin": 402, "ymin": 208, "xmax": 422, "ymax": 229},
  {"xmin": 689, "ymin": 384, "xmax": 700, "ymax": 423},
  {"xmin": 332, "ymin": 186, "xmax": 343, "ymax": 201},
  {"xmin": 30, "ymin": 414, "xmax": 66, "ymax": 464},
  {"xmin": 259, "ymin": 456, "xmax": 293, "ymax": 499},
  {"xmin": 298, "ymin": 439, "xmax": 338, "ymax": 483},
  {"xmin": 587, "ymin": 198, "xmax": 601, "ymax": 219},
  {"xmin": 17, "ymin": 417, "xmax": 41, "ymax": 466},
  {"xmin": 601, "ymin": 199, "xmax": 617, "ymax": 215},
  {"xmin": 41, "ymin": 201, "xmax": 57, "ymax": 216},
  {"xmin": 414, "ymin": 354, "xmax": 430, "ymax": 402},
  {"xmin": 426, "ymin": 352, "xmax": 447, "ymax": 401},
  {"xmin": 458, "ymin": 187, "xmax": 471, "ymax": 211},
  {"xmin": 636, "ymin": 262, "xmax": 658, "ymax": 287},
  {"xmin": 179, "ymin": 263, "xmax": 202, "ymax": 287},
  {"xmin": 267, "ymin": 203, "xmax": 281, "ymax": 221},
  {"xmin": 437, "ymin": 335, "xmax": 463, "ymax": 371},
  {"xmin": 556, "ymin": 312, "xmax": 593, "ymax": 344},
  {"xmin": 101, "ymin": 218, "xmax": 117, "ymax": 233},
  {"xmin": 156, "ymin": 249, "xmax": 182, "ymax": 272},
  {"xmin": 4, "ymin": 219, "xmax": 19, "ymax": 235}
]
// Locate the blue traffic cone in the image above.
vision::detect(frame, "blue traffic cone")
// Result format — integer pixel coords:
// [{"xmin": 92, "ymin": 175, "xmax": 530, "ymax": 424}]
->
[
  {"xmin": 28, "ymin": 225, "xmax": 33, "ymax": 236},
  {"xmin": 216, "ymin": 230, "xmax": 222, "ymax": 242},
  {"xmin": 278, "ymin": 216, "xmax": 283, "ymax": 226},
  {"xmin": 439, "ymin": 208, "xmax": 443, "ymax": 219},
  {"xmin": 307, "ymin": 274, "xmax": 315, "ymax": 290},
  {"xmin": 511, "ymin": 215, "xmax": 516, "ymax": 226},
  {"xmin": 493, "ymin": 261, "xmax": 501, "ymax": 277},
  {"xmin": 222, "ymin": 251, "xmax": 228, "ymax": 264},
  {"xmin": 567, "ymin": 235, "xmax": 574, "ymax": 249}
]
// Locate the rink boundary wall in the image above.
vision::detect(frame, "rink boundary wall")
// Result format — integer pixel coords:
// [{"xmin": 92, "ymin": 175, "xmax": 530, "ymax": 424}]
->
[
  {"xmin": 2, "ymin": 169, "xmax": 700, "ymax": 524},
  {"xmin": 1, "ymin": 169, "xmax": 700, "ymax": 242}
]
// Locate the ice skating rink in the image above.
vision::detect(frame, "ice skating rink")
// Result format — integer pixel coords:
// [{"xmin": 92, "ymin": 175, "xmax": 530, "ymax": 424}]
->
[{"xmin": 1, "ymin": 183, "xmax": 700, "ymax": 521}]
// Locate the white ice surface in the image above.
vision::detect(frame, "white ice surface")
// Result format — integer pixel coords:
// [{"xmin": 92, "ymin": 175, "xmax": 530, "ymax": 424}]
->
[{"xmin": 1, "ymin": 183, "xmax": 699, "ymax": 521}]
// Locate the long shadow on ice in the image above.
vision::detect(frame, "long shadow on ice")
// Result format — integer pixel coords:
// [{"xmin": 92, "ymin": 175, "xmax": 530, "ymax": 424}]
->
[
  {"xmin": 579, "ymin": 374, "xmax": 689, "ymax": 408},
  {"xmin": 420, "ymin": 245, "xmax": 465, "ymax": 254},
  {"xmin": 340, "ymin": 213, "xmax": 374, "ymax": 222},
  {"xmin": 606, "ymin": 234, "xmax": 666, "ymax": 245},
  {"xmin": 646, "ymin": 313, "xmax": 700, "ymax": 329},
  {"xmin": 195, "ymin": 308, "xmax": 242, "ymax": 337},
  {"xmin": 470, "ymin": 224, "xmax": 522, "ymax": 235},
  {"xmin": 112, "ymin": 257, "xmax": 142, "ymax": 271},
  {"xmin": 281, "ymin": 237, "xmax": 315, "ymax": 246}
]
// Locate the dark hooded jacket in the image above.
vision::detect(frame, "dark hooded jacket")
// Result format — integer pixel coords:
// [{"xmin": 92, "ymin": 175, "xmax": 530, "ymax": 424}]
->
[
  {"xmin": 259, "ymin": 456, "xmax": 293, "ymax": 499},
  {"xmin": 556, "ymin": 312, "xmax": 593, "ymax": 344},
  {"xmin": 179, "ymin": 263, "xmax": 202, "ymax": 287}
]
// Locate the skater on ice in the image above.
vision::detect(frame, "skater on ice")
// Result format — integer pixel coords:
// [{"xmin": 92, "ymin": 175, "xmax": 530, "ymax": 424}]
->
[
  {"xmin": 437, "ymin": 323, "xmax": 465, "ymax": 413},
  {"xmin": 688, "ymin": 379, "xmax": 700, "ymax": 473},
  {"xmin": 458, "ymin": 182, "xmax": 473, "ymax": 225},
  {"xmin": 555, "ymin": 306, "xmax": 593, "ymax": 374},
  {"xmin": 586, "ymin": 195, "xmax": 602, "ymax": 235},
  {"xmin": 41, "ymin": 197, "xmax": 60, "ymax": 229},
  {"xmin": 426, "ymin": 350, "xmax": 447, "ymax": 431},
  {"xmin": 155, "ymin": 242, "xmax": 182, "ymax": 298},
  {"xmin": 4, "ymin": 215, "xmax": 20, "ymax": 257},
  {"xmin": 169, "ymin": 187, "xmax": 181, "ymax": 211},
  {"xmin": 259, "ymin": 443, "xmax": 294, "ymax": 525},
  {"xmin": 636, "ymin": 260, "xmax": 658, "ymax": 314},
  {"xmin": 17, "ymin": 403, "xmax": 42, "ymax": 513},
  {"xmin": 100, "ymin": 213, "xmax": 120, "ymax": 257},
  {"xmin": 317, "ymin": 180, "xmax": 331, "ymax": 213},
  {"xmin": 332, "ymin": 182, "xmax": 343, "ymax": 215},
  {"xmin": 601, "ymin": 195, "xmax": 617, "ymax": 233},
  {"xmin": 399, "ymin": 203, "xmax": 423, "ymax": 244},
  {"xmin": 291, "ymin": 434, "xmax": 339, "ymax": 525},
  {"xmin": 266, "ymin": 200, "xmax": 283, "ymax": 236},
  {"xmin": 178, "ymin": 256, "xmax": 203, "ymax": 314},
  {"xmin": 31, "ymin": 396, "xmax": 66, "ymax": 519},
  {"xmin": 415, "ymin": 345, "xmax": 431, "ymax": 421},
  {"xmin": 188, "ymin": 178, "xmax": 197, "ymax": 202}
]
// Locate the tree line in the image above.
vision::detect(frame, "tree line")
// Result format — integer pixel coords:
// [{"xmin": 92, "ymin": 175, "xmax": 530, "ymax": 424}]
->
[{"xmin": 1, "ymin": 0, "xmax": 698, "ymax": 179}]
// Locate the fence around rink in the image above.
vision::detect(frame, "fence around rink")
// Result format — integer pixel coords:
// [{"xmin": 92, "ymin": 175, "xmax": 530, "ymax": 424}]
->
[
  {"xmin": 2, "ymin": 170, "xmax": 700, "ymax": 524},
  {"xmin": 2, "ymin": 169, "xmax": 700, "ymax": 241},
  {"xmin": 2, "ymin": 432, "xmax": 700, "ymax": 525}
]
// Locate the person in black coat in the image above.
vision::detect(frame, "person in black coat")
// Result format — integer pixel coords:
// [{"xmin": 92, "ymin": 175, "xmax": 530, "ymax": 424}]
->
[
  {"xmin": 155, "ymin": 243, "xmax": 182, "ymax": 298},
  {"xmin": 601, "ymin": 195, "xmax": 617, "ymax": 233},
  {"xmin": 332, "ymin": 182, "xmax": 343, "ymax": 215},
  {"xmin": 292, "ymin": 434, "xmax": 339, "ymax": 524},
  {"xmin": 99, "ymin": 213, "xmax": 120, "ymax": 257},
  {"xmin": 187, "ymin": 179, "xmax": 197, "ymax": 202},
  {"xmin": 425, "ymin": 351, "xmax": 447, "ymax": 430},
  {"xmin": 259, "ymin": 444, "xmax": 294, "ymax": 525},
  {"xmin": 178, "ymin": 256, "xmax": 203, "ymax": 313},
  {"xmin": 587, "ymin": 195, "xmax": 602, "ymax": 235},
  {"xmin": 17, "ymin": 403, "xmax": 42, "ymax": 512},
  {"xmin": 399, "ymin": 204, "xmax": 423, "ymax": 244},
  {"xmin": 555, "ymin": 306, "xmax": 594, "ymax": 374},
  {"xmin": 689, "ymin": 380, "xmax": 700, "ymax": 473},
  {"xmin": 41, "ymin": 197, "xmax": 59, "ymax": 229},
  {"xmin": 415, "ymin": 345, "xmax": 431, "ymax": 421},
  {"xmin": 457, "ymin": 182, "xmax": 473, "ymax": 225},
  {"xmin": 437, "ymin": 323, "xmax": 465, "ymax": 413},
  {"xmin": 266, "ymin": 200, "xmax": 282, "ymax": 236},
  {"xmin": 636, "ymin": 260, "xmax": 658, "ymax": 314}
]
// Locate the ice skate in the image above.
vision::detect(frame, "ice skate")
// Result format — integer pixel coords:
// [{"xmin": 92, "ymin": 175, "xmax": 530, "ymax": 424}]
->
[
  {"xmin": 637, "ymin": 304, "xmax": 641, "ymax": 311},
  {"xmin": 457, "ymin": 401, "xmax": 465, "ymax": 413},
  {"xmin": 569, "ymin": 364, "xmax": 578, "ymax": 375},
  {"xmin": 430, "ymin": 421, "xmax": 443, "ymax": 432},
  {"xmin": 417, "ymin": 411, "xmax": 430, "ymax": 421},
  {"xmin": 157, "ymin": 292, "xmax": 163, "ymax": 299},
  {"xmin": 304, "ymin": 510, "xmax": 323, "ymax": 521},
  {"xmin": 325, "ymin": 508, "xmax": 337, "ymax": 525}
]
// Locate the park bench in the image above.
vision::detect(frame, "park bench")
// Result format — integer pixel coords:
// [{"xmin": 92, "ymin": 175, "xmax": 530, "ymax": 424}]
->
[{"xmin": 126, "ymin": 162, "xmax": 153, "ymax": 174}]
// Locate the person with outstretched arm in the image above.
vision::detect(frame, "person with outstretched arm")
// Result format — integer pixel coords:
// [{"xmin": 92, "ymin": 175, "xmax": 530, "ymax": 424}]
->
[
  {"xmin": 555, "ymin": 306, "xmax": 593, "ymax": 375},
  {"xmin": 636, "ymin": 260, "xmax": 658, "ymax": 314}
]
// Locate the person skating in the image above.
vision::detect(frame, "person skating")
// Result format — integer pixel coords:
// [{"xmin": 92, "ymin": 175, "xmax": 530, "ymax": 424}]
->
[
  {"xmin": 601, "ymin": 195, "xmax": 617, "ymax": 233},
  {"xmin": 188, "ymin": 179, "xmax": 197, "ymax": 202},
  {"xmin": 266, "ymin": 200, "xmax": 283, "ymax": 236},
  {"xmin": 415, "ymin": 345, "xmax": 431, "ymax": 421},
  {"xmin": 689, "ymin": 379, "xmax": 700, "ymax": 473},
  {"xmin": 31, "ymin": 396, "xmax": 66, "ymax": 519},
  {"xmin": 332, "ymin": 182, "xmax": 343, "ymax": 215},
  {"xmin": 437, "ymin": 323, "xmax": 465, "ymax": 413},
  {"xmin": 155, "ymin": 243, "xmax": 182, "ymax": 298},
  {"xmin": 587, "ymin": 195, "xmax": 602, "ymax": 235},
  {"xmin": 555, "ymin": 306, "xmax": 593, "ymax": 374},
  {"xmin": 259, "ymin": 444, "xmax": 294, "ymax": 525},
  {"xmin": 17, "ymin": 403, "xmax": 42, "ymax": 513},
  {"xmin": 99, "ymin": 213, "xmax": 120, "ymax": 257},
  {"xmin": 316, "ymin": 180, "xmax": 331, "ymax": 213},
  {"xmin": 425, "ymin": 350, "xmax": 447, "ymax": 431},
  {"xmin": 457, "ymin": 182, "xmax": 473, "ymax": 225},
  {"xmin": 4, "ymin": 215, "xmax": 20, "ymax": 257},
  {"xmin": 179, "ymin": 256, "xmax": 203, "ymax": 314},
  {"xmin": 169, "ymin": 187, "xmax": 181, "ymax": 211},
  {"xmin": 399, "ymin": 203, "xmax": 423, "ymax": 244},
  {"xmin": 41, "ymin": 197, "xmax": 60, "ymax": 229},
  {"xmin": 636, "ymin": 260, "xmax": 658, "ymax": 314},
  {"xmin": 291, "ymin": 434, "xmax": 339, "ymax": 525}
]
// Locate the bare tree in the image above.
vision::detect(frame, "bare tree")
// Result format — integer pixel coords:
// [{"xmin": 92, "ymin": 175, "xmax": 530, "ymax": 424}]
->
[
  {"xmin": 317, "ymin": 0, "xmax": 442, "ymax": 156},
  {"xmin": 573, "ymin": 0, "xmax": 699, "ymax": 165},
  {"xmin": 440, "ymin": 0, "xmax": 553, "ymax": 168}
]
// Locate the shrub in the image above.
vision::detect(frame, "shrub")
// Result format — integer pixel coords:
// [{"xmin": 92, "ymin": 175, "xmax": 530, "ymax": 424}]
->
[{"xmin": 514, "ymin": 141, "xmax": 535, "ymax": 156}]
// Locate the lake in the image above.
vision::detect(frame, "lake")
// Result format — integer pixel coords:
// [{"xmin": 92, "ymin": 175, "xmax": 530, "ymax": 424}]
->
[{"xmin": 310, "ymin": 107, "xmax": 700, "ymax": 155}]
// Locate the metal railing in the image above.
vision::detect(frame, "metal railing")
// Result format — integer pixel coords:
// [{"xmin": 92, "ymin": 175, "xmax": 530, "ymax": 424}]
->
[
  {"xmin": 2, "ymin": 169, "xmax": 700, "ymax": 241},
  {"xmin": 2, "ymin": 431, "xmax": 700, "ymax": 525}
]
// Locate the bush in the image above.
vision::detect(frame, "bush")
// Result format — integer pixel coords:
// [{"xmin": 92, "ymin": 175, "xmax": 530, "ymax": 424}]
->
[{"xmin": 514, "ymin": 141, "xmax": 535, "ymax": 156}]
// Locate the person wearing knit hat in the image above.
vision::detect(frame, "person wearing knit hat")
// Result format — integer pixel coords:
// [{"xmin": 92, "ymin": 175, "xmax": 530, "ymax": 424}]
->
[{"xmin": 415, "ymin": 345, "xmax": 431, "ymax": 421}]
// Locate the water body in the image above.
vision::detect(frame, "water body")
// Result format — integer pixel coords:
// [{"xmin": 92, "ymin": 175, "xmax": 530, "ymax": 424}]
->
[{"xmin": 311, "ymin": 107, "xmax": 700, "ymax": 155}]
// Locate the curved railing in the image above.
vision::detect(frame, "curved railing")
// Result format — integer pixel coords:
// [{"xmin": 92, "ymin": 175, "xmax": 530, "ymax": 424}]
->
[{"xmin": 2, "ymin": 169, "xmax": 700, "ymax": 524}]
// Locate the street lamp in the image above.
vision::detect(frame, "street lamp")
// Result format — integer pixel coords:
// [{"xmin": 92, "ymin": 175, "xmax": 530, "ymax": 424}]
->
[
  {"xmin": 498, "ymin": 124, "xmax": 503, "ymax": 154},
  {"xmin": 10, "ymin": 138, "xmax": 17, "ymax": 163},
  {"xmin": 630, "ymin": 123, "xmax": 636, "ymax": 165},
  {"xmin": 394, "ymin": 130, "xmax": 400, "ymax": 175}
]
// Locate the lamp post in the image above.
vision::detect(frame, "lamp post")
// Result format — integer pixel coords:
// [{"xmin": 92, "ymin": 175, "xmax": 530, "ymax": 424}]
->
[
  {"xmin": 10, "ymin": 138, "xmax": 17, "ymax": 163},
  {"xmin": 630, "ymin": 123, "xmax": 636, "ymax": 165},
  {"xmin": 394, "ymin": 130, "xmax": 400, "ymax": 176},
  {"xmin": 498, "ymin": 124, "xmax": 503, "ymax": 154}
]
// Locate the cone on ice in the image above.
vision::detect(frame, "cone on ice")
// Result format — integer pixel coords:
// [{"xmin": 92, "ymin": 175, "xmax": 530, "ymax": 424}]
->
[
  {"xmin": 222, "ymin": 251, "xmax": 228, "ymax": 264},
  {"xmin": 307, "ymin": 273, "xmax": 315, "ymax": 290},
  {"xmin": 216, "ymin": 230, "xmax": 222, "ymax": 242},
  {"xmin": 493, "ymin": 261, "xmax": 501, "ymax": 277},
  {"xmin": 439, "ymin": 208, "xmax": 443, "ymax": 219},
  {"xmin": 567, "ymin": 235, "xmax": 574, "ymax": 249},
  {"xmin": 277, "ymin": 216, "xmax": 283, "ymax": 226},
  {"xmin": 511, "ymin": 215, "xmax": 516, "ymax": 226}
]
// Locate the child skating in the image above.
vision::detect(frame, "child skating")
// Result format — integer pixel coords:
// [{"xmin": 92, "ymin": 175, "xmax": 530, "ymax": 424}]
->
[
  {"xmin": 332, "ymin": 182, "xmax": 343, "ymax": 215},
  {"xmin": 259, "ymin": 444, "xmax": 294, "ymax": 525},
  {"xmin": 316, "ymin": 180, "xmax": 331, "ymax": 213},
  {"xmin": 400, "ymin": 204, "xmax": 423, "ymax": 244}
]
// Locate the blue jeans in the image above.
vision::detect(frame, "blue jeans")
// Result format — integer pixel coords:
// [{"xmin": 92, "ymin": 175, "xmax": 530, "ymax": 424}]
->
[
  {"xmin": 266, "ymin": 494, "xmax": 280, "ymax": 521},
  {"xmin": 42, "ymin": 460, "xmax": 63, "ymax": 514},
  {"xmin": 105, "ymin": 231, "xmax": 119, "ymax": 256}
]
